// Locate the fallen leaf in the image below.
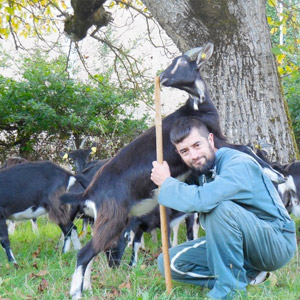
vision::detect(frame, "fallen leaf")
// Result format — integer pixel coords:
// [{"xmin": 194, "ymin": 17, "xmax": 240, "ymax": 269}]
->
[
  {"xmin": 37, "ymin": 278, "xmax": 49, "ymax": 293},
  {"xmin": 32, "ymin": 262, "xmax": 38, "ymax": 270},
  {"xmin": 36, "ymin": 270, "xmax": 49, "ymax": 277},
  {"xmin": 32, "ymin": 247, "xmax": 41, "ymax": 258},
  {"xmin": 119, "ymin": 281, "xmax": 131, "ymax": 289}
]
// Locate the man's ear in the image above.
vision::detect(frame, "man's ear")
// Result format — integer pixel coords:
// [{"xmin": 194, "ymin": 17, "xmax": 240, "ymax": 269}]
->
[{"xmin": 208, "ymin": 133, "xmax": 215, "ymax": 148}]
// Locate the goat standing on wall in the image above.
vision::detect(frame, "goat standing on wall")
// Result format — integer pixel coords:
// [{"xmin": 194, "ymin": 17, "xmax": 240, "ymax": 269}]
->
[{"xmin": 62, "ymin": 42, "xmax": 284, "ymax": 300}]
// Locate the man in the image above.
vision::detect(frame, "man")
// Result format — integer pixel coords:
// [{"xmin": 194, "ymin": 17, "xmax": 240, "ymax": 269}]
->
[{"xmin": 151, "ymin": 116, "xmax": 297, "ymax": 299}]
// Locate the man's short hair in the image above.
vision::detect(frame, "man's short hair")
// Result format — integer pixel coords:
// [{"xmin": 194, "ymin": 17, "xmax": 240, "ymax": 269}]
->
[{"xmin": 170, "ymin": 117, "xmax": 210, "ymax": 145}]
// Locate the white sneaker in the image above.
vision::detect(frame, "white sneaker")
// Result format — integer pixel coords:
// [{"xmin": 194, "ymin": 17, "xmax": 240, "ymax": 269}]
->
[{"xmin": 249, "ymin": 271, "xmax": 269, "ymax": 285}]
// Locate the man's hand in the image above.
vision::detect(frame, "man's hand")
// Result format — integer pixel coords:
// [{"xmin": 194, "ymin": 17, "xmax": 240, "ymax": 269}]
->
[{"xmin": 151, "ymin": 161, "xmax": 171, "ymax": 186}]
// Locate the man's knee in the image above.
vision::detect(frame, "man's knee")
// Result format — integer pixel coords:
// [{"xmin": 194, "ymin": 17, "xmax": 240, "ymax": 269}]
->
[
  {"xmin": 202, "ymin": 201, "xmax": 244, "ymax": 232},
  {"xmin": 207, "ymin": 201, "xmax": 238, "ymax": 220}
]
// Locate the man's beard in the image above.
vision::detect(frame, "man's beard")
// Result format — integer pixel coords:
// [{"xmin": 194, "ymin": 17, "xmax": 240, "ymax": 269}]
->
[{"xmin": 190, "ymin": 155, "xmax": 216, "ymax": 176}]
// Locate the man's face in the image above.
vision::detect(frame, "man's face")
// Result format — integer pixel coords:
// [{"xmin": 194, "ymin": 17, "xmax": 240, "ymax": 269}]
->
[{"xmin": 175, "ymin": 128, "xmax": 216, "ymax": 174}]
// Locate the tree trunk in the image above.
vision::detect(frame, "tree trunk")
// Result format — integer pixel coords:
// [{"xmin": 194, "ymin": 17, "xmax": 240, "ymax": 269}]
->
[{"xmin": 142, "ymin": 0, "xmax": 298, "ymax": 163}]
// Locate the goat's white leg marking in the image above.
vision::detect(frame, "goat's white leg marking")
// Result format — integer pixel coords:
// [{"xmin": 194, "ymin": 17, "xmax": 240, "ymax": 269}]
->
[
  {"xmin": 9, "ymin": 249, "xmax": 17, "ymax": 265},
  {"xmin": 81, "ymin": 220, "xmax": 88, "ymax": 238},
  {"xmin": 131, "ymin": 242, "xmax": 141, "ymax": 267},
  {"xmin": 83, "ymin": 258, "xmax": 93, "ymax": 291},
  {"xmin": 70, "ymin": 265, "xmax": 83, "ymax": 300},
  {"xmin": 67, "ymin": 176, "xmax": 77, "ymax": 191},
  {"xmin": 193, "ymin": 213, "xmax": 199, "ymax": 240},
  {"xmin": 151, "ymin": 229, "xmax": 158, "ymax": 243},
  {"xmin": 170, "ymin": 213, "xmax": 188, "ymax": 246},
  {"xmin": 63, "ymin": 235, "xmax": 71, "ymax": 253},
  {"xmin": 31, "ymin": 219, "xmax": 39, "ymax": 234},
  {"xmin": 7, "ymin": 221, "xmax": 16, "ymax": 235},
  {"xmin": 71, "ymin": 228, "xmax": 81, "ymax": 250},
  {"xmin": 127, "ymin": 230, "xmax": 135, "ymax": 247},
  {"xmin": 140, "ymin": 235, "xmax": 145, "ymax": 250},
  {"xmin": 171, "ymin": 223, "xmax": 180, "ymax": 247}
]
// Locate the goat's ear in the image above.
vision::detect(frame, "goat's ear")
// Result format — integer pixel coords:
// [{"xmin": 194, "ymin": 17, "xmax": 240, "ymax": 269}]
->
[
  {"xmin": 59, "ymin": 151, "xmax": 68, "ymax": 160},
  {"xmin": 196, "ymin": 42, "xmax": 214, "ymax": 69}
]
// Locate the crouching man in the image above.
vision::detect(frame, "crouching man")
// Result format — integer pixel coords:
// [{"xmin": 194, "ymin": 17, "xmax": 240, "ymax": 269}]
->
[{"xmin": 150, "ymin": 116, "xmax": 297, "ymax": 299}]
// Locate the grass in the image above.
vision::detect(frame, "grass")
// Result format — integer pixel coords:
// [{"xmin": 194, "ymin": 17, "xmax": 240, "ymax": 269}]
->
[{"xmin": 0, "ymin": 217, "xmax": 299, "ymax": 300}]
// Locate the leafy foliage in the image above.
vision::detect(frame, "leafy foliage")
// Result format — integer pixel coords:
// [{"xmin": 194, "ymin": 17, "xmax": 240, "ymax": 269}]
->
[
  {"xmin": 0, "ymin": 0, "xmax": 65, "ymax": 40},
  {"xmin": 0, "ymin": 50, "xmax": 150, "ymax": 162},
  {"xmin": 266, "ymin": 0, "xmax": 300, "ymax": 151}
]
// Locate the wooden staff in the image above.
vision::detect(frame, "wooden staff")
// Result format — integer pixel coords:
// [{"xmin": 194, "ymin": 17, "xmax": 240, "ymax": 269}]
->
[{"xmin": 154, "ymin": 76, "xmax": 172, "ymax": 294}]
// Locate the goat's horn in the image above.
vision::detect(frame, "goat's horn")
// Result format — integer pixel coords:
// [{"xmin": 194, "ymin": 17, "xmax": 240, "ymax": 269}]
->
[
  {"xmin": 79, "ymin": 137, "xmax": 88, "ymax": 149},
  {"xmin": 184, "ymin": 47, "xmax": 203, "ymax": 58}
]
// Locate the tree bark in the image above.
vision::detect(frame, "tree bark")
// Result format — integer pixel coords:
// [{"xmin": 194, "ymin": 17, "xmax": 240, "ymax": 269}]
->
[{"xmin": 142, "ymin": 0, "xmax": 298, "ymax": 163}]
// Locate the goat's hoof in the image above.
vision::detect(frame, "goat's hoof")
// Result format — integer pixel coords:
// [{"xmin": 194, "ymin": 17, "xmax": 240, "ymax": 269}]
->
[{"xmin": 13, "ymin": 262, "xmax": 19, "ymax": 269}]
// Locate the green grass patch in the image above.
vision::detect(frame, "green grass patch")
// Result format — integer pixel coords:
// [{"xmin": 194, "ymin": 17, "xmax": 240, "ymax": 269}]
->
[{"xmin": 0, "ymin": 217, "xmax": 299, "ymax": 299}]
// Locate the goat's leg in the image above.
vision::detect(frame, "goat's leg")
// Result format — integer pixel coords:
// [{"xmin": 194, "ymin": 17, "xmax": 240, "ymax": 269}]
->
[
  {"xmin": 171, "ymin": 223, "xmax": 180, "ymax": 247},
  {"xmin": 185, "ymin": 213, "xmax": 199, "ymax": 241},
  {"xmin": 81, "ymin": 217, "xmax": 90, "ymax": 238},
  {"xmin": 31, "ymin": 218, "xmax": 38, "ymax": 233},
  {"xmin": 0, "ymin": 218, "xmax": 17, "ymax": 265},
  {"xmin": 70, "ymin": 240, "xmax": 97, "ymax": 300},
  {"xmin": 7, "ymin": 220, "xmax": 16, "ymax": 235},
  {"xmin": 129, "ymin": 228, "xmax": 144, "ymax": 267},
  {"xmin": 70, "ymin": 208, "xmax": 129, "ymax": 299},
  {"xmin": 59, "ymin": 222, "xmax": 81, "ymax": 253},
  {"xmin": 105, "ymin": 228, "xmax": 128, "ymax": 268}
]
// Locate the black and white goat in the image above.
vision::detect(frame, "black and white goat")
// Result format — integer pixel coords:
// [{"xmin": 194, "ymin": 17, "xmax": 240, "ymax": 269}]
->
[
  {"xmin": 255, "ymin": 148, "xmax": 300, "ymax": 218},
  {"xmin": 67, "ymin": 159, "xmax": 111, "ymax": 236},
  {"xmin": 62, "ymin": 42, "xmax": 284, "ymax": 299},
  {"xmin": 1, "ymin": 157, "xmax": 39, "ymax": 234},
  {"xmin": 0, "ymin": 161, "xmax": 88, "ymax": 265},
  {"xmin": 274, "ymin": 162, "xmax": 300, "ymax": 217},
  {"xmin": 122, "ymin": 210, "xmax": 198, "ymax": 267},
  {"xmin": 60, "ymin": 140, "xmax": 98, "ymax": 174}
]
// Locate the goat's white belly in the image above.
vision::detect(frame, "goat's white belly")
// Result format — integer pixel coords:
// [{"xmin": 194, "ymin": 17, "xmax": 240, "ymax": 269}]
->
[
  {"xmin": 170, "ymin": 214, "xmax": 188, "ymax": 228},
  {"xmin": 9, "ymin": 206, "xmax": 47, "ymax": 220},
  {"xmin": 129, "ymin": 170, "xmax": 192, "ymax": 217}
]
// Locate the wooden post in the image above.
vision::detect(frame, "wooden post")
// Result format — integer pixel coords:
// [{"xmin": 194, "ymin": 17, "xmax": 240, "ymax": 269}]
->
[{"xmin": 154, "ymin": 76, "xmax": 172, "ymax": 294}]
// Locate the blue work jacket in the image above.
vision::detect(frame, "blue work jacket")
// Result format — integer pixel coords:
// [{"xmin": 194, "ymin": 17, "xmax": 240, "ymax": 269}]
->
[{"xmin": 159, "ymin": 147, "xmax": 291, "ymax": 223}]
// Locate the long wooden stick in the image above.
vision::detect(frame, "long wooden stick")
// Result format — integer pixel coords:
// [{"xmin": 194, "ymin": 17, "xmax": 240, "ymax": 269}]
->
[{"xmin": 154, "ymin": 76, "xmax": 172, "ymax": 294}]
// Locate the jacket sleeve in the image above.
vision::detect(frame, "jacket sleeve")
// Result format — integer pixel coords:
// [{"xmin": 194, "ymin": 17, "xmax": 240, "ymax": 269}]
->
[{"xmin": 158, "ymin": 156, "xmax": 254, "ymax": 213}]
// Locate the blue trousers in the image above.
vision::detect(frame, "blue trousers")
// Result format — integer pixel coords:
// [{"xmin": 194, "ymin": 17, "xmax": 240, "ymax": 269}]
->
[{"xmin": 158, "ymin": 201, "xmax": 297, "ymax": 299}]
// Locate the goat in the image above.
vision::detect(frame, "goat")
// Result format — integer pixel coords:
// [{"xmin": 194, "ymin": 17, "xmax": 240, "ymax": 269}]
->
[
  {"xmin": 67, "ymin": 159, "xmax": 111, "ymax": 236},
  {"xmin": 66, "ymin": 159, "xmax": 198, "ymax": 267},
  {"xmin": 255, "ymin": 148, "xmax": 300, "ymax": 218},
  {"xmin": 122, "ymin": 210, "xmax": 198, "ymax": 267},
  {"xmin": 63, "ymin": 42, "xmax": 285, "ymax": 299},
  {"xmin": 60, "ymin": 140, "xmax": 98, "ymax": 174},
  {"xmin": 0, "ymin": 161, "xmax": 88, "ymax": 266},
  {"xmin": 61, "ymin": 142, "xmax": 105, "ymax": 236},
  {"xmin": 0, "ymin": 157, "xmax": 39, "ymax": 234},
  {"xmin": 0, "ymin": 156, "xmax": 28, "ymax": 169}
]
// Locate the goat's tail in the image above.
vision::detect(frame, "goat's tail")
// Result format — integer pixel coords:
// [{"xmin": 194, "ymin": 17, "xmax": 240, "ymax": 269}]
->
[
  {"xmin": 60, "ymin": 192, "xmax": 84, "ymax": 205},
  {"xmin": 92, "ymin": 199, "xmax": 130, "ymax": 253},
  {"xmin": 74, "ymin": 174, "xmax": 90, "ymax": 189}
]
